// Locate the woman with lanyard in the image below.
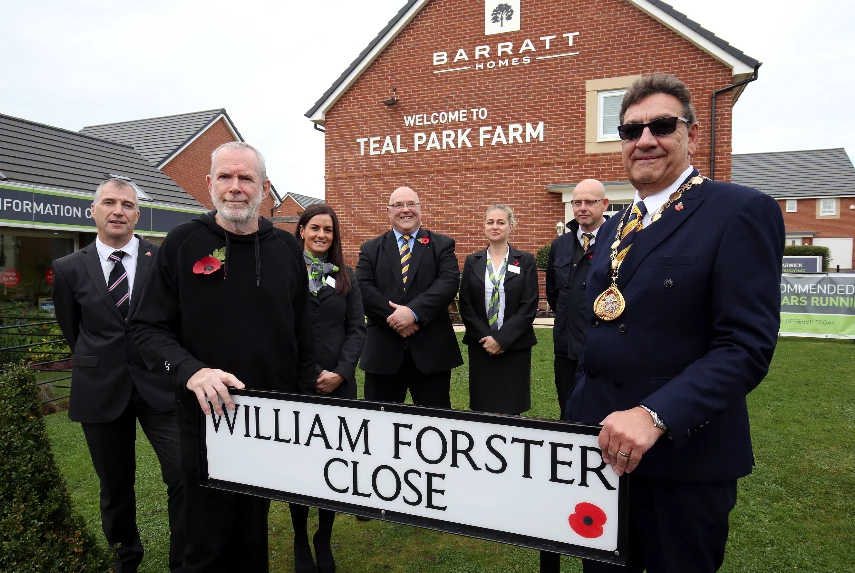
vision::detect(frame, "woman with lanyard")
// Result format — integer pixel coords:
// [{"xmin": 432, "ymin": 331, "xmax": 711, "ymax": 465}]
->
[
  {"xmin": 459, "ymin": 204, "xmax": 538, "ymax": 415},
  {"xmin": 291, "ymin": 204, "xmax": 366, "ymax": 573}
]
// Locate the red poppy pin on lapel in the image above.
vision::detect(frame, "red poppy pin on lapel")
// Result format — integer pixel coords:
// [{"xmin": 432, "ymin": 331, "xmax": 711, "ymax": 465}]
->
[
  {"xmin": 675, "ymin": 202, "xmax": 684, "ymax": 211},
  {"xmin": 420, "ymin": 237, "xmax": 430, "ymax": 245},
  {"xmin": 512, "ymin": 260, "xmax": 520, "ymax": 266},
  {"xmin": 145, "ymin": 251, "xmax": 152, "ymax": 257}
]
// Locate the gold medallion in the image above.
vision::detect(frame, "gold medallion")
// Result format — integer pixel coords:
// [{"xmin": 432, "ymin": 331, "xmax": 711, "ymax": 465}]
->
[
  {"xmin": 651, "ymin": 212, "xmax": 661, "ymax": 223},
  {"xmin": 690, "ymin": 176, "xmax": 704, "ymax": 185},
  {"xmin": 593, "ymin": 285, "xmax": 626, "ymax": 321}
]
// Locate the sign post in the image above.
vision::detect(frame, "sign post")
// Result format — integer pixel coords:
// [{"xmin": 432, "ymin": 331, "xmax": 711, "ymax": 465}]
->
[{"xmin": 201, "ymin": 390, "xmax": 627, "ymax": 566}]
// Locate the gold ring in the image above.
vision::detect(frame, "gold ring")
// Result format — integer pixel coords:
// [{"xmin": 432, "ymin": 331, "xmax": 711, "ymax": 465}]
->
[{"xmin": 618, "ymin": 451, "xmax": 630, "ymax": 458}]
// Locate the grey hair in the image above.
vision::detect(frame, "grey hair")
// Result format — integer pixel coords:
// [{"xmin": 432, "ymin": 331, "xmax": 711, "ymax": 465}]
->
[
  {"xmin": 94, "ymin": 178, "xmax": 138, "ymax": 209},
  {"xmin": 619, "ymin": 73, "xmax": 697, "ymax": 126},
  {"xmin": 485, "ymin": 204, "xmax": 517, "ymax": 228},
  {"xmin": 210, "ymin": 142, "xmax": 268, "ymax": 181}
]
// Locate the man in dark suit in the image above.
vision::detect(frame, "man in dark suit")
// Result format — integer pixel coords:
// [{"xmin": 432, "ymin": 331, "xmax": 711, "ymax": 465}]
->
[
  {"xmin": 546, "ymin": 179, "xmax": 609, "ymax": 418},
  {"xmin": 52, "ymin": 178, "xmax": 184, "ymax": 572},
  {"xmin": 356, "ymin": 186, "xmax": 462, "ymax": 408},
  {"xmin": 566, "ymin": 74, "xmax": 784, "ymax": 573}
]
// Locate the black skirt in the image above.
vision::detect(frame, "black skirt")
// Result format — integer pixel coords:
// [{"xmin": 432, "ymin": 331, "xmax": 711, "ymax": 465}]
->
[{"xmin": 467, "ymin": 344, "xmax": 531, "ymax": 415}]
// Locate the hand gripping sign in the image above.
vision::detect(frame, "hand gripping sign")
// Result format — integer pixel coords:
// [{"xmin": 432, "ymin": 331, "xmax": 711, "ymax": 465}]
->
[{"xmin": 200, "ymin": 390, "xmax": 627, "ymax": 566}]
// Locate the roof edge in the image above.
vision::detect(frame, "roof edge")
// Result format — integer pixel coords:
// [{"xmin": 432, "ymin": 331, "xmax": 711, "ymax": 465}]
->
[
  {"xmin": 1, "ymin": 112, "xmax": 139, "ymax": 150},
  {"xmin": 157, "ymin": 110, "xmax": 241, "ymax": 169}
]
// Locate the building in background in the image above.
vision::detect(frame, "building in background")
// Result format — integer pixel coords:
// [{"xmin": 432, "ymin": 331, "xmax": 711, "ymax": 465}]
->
[
  {"xmin": 274, "ymin": 192, "xmax": 325, "ymax": 218},
  {"xmin": 306, "ymin": 0, "xmax": 759, "ymax": 264},
  {"xmin": 733, "ymin": 148, "xmax": 855, "ymax": 270},
  {"xmin": 0, "ymin": 113, "xmax": 205, "ymax": 308}
]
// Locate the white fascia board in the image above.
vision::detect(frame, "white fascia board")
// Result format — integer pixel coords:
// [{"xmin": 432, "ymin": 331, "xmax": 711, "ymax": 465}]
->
[
  {"xmin": 308, "ymin": 0, "xmax": 430, "ymax": 125},
  {"xmin": 158, "ymin": 114, "xmax": 241, "ymax": 168},
  {"xmin": 627, "ymin": 0, "xmax": 755, "ymax": 77}
]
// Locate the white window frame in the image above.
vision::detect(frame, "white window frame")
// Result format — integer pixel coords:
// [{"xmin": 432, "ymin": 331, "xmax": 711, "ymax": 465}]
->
[
  {"xmin": 785, "ymin": 199, "xmax": 797, "ymax": 213},
  {"xmin": 819, "ymin": 198, "xmax": 837, "ymax": 216},
  {"xmin": 597, "ymin": 90, "xmax": 625, "ymax": 142}
]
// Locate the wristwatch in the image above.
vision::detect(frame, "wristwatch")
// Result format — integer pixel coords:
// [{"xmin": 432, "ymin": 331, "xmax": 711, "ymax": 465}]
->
[{"xmin": 639, "ymin": 404, "xmax": 668, "ymax": 432}]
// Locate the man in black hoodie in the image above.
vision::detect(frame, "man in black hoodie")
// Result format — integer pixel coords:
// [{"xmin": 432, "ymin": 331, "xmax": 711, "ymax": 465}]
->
[{"xmin": 133, "ymin": 142, "xmax": 315, "ymax": 573}]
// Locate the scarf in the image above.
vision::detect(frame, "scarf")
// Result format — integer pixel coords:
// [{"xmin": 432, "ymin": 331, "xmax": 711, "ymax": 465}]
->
[{"xmin": 304, "ymin": 251, "xmax": 339, "ymax": 296}]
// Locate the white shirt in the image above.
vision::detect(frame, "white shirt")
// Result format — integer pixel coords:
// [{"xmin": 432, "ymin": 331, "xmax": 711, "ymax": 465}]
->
[
  {"xmin": 483, "ymin": 247, "xmax": 509, "ymax": 330},
  {"xmin": 575, "ymin": 225, "xmax": 602, "ymax": 249},
  {"xmin": 95, "ymin": 235, "xmax": 139, "ymax": 300},
  {"xmin": 634, "ymin": 165, "xmax": 695, "ymax": 228}
]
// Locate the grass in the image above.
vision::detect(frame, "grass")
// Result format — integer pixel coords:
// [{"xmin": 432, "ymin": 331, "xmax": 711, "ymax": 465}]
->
[{"xmin": 43, "ymin": 332, "xmax": 855, "ymax": 572}]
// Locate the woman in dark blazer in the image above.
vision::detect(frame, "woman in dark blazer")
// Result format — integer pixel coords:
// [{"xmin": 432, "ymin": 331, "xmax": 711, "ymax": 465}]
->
[
  {"xmin": 459, "ymin": 204, "xmax": 539, "ymax": 415},
  {"xmin": 291, "ymin": 204, "xmax": 366, "ymax": 573}
]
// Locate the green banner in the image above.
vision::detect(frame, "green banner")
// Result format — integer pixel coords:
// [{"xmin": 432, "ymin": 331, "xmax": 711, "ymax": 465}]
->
[{"xmin": 780, "ymin": 274, "xmax": 855, "ymax": 337}]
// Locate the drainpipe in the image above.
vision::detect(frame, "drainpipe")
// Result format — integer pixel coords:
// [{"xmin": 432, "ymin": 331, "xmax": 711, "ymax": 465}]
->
[{"xmin": 709, "ymin": 63, "xmax": 761, "ymax": 180}]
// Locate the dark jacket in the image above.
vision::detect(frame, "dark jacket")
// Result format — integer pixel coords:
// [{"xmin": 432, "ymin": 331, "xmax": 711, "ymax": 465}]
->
[
  {"xmin": 52, "ymin": 236, "xmax": 171, "ymax": 422},
  {"xmin": 546, "ymin": 218, "xmax": 608, "ymax": 360},
  {"xmin": 132, "ymin": 212, "xmax": 316, "ymax": 423},
  {"xmin": 569, "ymin": 173, "xmax": 785, "ymax": 481},
  {"xmin": 356, "ymin": 228, "xmax": 463, "ymax": 375},
  {"xmin": 308, "ymin": 266, "xmax": 366, "ymax": 399},
  {"xmin": 459, "ymin": 246, "xmax": 538, "ymax": 351}
]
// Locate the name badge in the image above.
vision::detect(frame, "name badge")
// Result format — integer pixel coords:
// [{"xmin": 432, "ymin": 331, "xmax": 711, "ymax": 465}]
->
[
  {"xmin": 507, "ymin": 265, "xmax": 521, "ymax": 274},
  {"xmin": 325, "ymin": 276, "xmax": 336, "ymax": 288}
]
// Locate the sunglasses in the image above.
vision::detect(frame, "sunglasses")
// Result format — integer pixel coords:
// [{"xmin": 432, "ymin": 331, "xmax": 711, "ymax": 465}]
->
[{"xmin": 617, "ymin": 116, "xmax": 690, "ymax": 141}]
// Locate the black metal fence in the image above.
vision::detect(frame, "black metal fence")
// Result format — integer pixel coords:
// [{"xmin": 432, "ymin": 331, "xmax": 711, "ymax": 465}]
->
[{"xmin": 0, "ymin": 314, "xmax": 72, "ymax": 405}]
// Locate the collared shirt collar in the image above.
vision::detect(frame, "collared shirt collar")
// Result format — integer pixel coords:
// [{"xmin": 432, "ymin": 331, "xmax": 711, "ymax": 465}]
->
[{"xmin": 634, "ymin": 164, "xmax": 694, "ymax": 227}]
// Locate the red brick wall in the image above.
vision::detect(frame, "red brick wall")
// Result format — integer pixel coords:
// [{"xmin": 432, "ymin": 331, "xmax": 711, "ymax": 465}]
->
[
  {"xmin": 274, "ymin": 196, "xmax": 305, "ymax": 218},
  {"xmin": 161, "ymin": 117, "xmax": 277, "ymax": 218},
  {"xmin": 322, "ymin": 0, "xmax": 737, "ymax": 267},
  {"xmin": 777, "ymin": 198, "xmax": 855, "ymax": 268}
]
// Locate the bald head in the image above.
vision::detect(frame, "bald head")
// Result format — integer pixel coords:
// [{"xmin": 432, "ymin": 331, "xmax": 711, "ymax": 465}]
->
[
  {"xmin": 571, "ymin": 179, "xmax": 609, "ymax": 232},
  {"xmin": 388, "ymin": 186, "xmax": 422, "ymax": 235}
]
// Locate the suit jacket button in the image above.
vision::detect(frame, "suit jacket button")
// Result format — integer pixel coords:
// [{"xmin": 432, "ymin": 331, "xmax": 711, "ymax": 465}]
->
[
  {"xmin": 314, "ymin": 322, "xmax": 321, "ymax": 328},
  {"xmin": 618, "ymin": 324, "xmax": 627, "ymax": 333},
  {"xmin": 587, "ymin": 370, "xmax": 596, "ymax": 378},
  {"xmin": 664, "ymin": 279, "xmax": 674, "ymax": 288},
  {"xmin": 314, "ymin": 337, "xmax": 321, "ymax": 343},
  {"xmin": 128, "ymin": 359, "xmax": 134, "ymax": 365},
  {"xmin": 613, "ymin": 379, "xmax": 622, "ymax": 387},
  {"xmin": 313, "ymin": 308, "xmax": 320, "ymax": 313},
  {"xmin": 591, "ymin": 319, "xmax": 600, "ymax": 328}
]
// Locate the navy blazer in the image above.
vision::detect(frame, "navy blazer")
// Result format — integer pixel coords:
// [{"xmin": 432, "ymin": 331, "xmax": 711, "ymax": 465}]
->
[
  {"xmin": 52, "ymin": 236, "xmax": 173, "ymax": 423},
  {"xmin": 459, "ymin": 246, "xmax": 538, "ymax": 351},
  {"xmin": 568, "ymin": 173, "xmax": 785, "ymax": 481},
  {"xmin": 356, "ymin": 229, "xmax": 463, "ymax": 375}
]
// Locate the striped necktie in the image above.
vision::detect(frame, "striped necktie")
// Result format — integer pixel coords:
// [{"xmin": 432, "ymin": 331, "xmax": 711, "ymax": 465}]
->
[
  {"xmin": 400, "ymin": 235, "xmax": 411, "ymax": 289},
  {"xmin": 581, "ymin": 232, "xmax": 595, "ymax": 252},
  {"xmin": 108, "ymin": 250, "xmax": 130, "ymax": 319},
  {"xmin": 615, "ymin": 201, "xmax": 647, "ymax": 264},
  {"xmin": 486, "ymin": 253, "xmax": 508, "ymax": 332}
]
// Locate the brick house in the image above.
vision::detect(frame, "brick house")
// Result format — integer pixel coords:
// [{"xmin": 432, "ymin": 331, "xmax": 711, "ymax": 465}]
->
[
  {"xmin": 733, "ymin": 148, "xmax": 855, "ymax": 270},
  {"xmin": 306, "ymin": 0, "xmax": 759, "ymax": 265},
  {"xmin": 81, "ymin": 109, "xmax": 286, "ymax": 225},
  {"xmin": 274, "ymin": 192, "xmax": 326, "ymax": 218}
]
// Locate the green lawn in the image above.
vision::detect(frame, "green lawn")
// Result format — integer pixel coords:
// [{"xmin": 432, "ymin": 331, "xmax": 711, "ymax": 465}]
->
[{"xmin": 43, "ymin": 332, "xmax": 855, "ymax": 572}]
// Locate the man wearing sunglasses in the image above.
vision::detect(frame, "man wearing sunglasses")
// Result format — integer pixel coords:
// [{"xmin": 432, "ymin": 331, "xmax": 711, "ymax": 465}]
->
[
  {"xmin": 546, "ymin": 179, "xmax": 609, "ymax": 419},
  {"xmin": 565, "ymin": 74, "xmax": 784, "ymax": 573}
]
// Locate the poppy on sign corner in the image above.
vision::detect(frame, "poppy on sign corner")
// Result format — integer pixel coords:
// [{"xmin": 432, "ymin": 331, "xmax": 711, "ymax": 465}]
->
[{"xmin": 568, "ymin": 502, "xmax": 607, "ymax": 539}]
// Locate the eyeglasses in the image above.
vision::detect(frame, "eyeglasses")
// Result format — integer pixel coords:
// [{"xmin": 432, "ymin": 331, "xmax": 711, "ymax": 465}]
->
[
  {"xmin": 389, "ymin": 202, "xmax": 420, "ymax": 210},
  {"xmin": 570, "ymin": 199, "xmax": 603, "ymax": 208},
  {"xmin": 617, "ymin": 116, "xmax": 690, "ymax": 141}
]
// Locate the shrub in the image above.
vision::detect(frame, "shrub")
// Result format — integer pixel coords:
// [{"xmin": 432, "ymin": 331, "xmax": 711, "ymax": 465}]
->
[
  {"xmin": 783, "ymin": 245, "xmax": 831, "ymax": 272},
  {"xmin": 0, "ymin": 363, "xmax": 112, "ymax": 572},
  {"xmin": 535, "ymin": 244, "xmax": 551, "ymax": 270}
]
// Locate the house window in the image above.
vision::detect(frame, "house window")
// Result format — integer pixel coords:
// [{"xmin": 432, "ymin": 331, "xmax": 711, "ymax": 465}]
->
[
  {"xmin": 597, "ymin": 90, "xmax": 625, "ymax": 141},
  {"xmin": 786, "ymin": 238, "xmax": 801, "ymax": 246},
  {"xmin": 785, "ymin": 199, "xmax": 797, "ymax": 213},
  {"xmin": 819, "ymin": 198, "xmax": 837, "ymax": 216}
]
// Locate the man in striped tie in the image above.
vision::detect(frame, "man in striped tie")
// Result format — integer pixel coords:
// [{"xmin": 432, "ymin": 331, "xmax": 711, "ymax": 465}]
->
[
  {"xmin": 52, "ymin": 178, "xmax": 185, "ymax": 572},
  {"xmin": 356, "ymin": 186, "xmax": 463, "ymax": 408}
]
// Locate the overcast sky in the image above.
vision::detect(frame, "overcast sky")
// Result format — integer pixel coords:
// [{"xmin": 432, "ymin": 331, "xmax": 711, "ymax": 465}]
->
[{"xmin": 2, "ymin": 0, "xmax": 851, "ymax": 200}]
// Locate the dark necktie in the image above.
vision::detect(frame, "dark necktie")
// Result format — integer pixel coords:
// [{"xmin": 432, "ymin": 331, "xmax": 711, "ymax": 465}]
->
[
  {"xmin": 108, "ymin": 250, "xmax": 130, "ymax": 319},
  {"xmin": 616, "ymin": 201, "xmax": 647, "ymax": 264},
  {"xmin": 400, "ymin": 235, "xmax": 411, "ymax": 290},
  {"xmin": 581, "ymin": 232, "xmax": 595, "ymax": 253}
]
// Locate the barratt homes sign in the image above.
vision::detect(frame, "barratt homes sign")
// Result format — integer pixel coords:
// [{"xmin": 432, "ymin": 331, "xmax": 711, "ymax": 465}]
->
[{"xmin": 202, "ymin": 391, "xmax": 628, "ymax": 565}]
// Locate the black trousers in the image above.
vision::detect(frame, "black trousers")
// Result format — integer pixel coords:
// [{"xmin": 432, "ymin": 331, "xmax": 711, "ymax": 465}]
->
[
  {"xmin": 582, "ymin": 475, "xmax": 738, "ymax": 573},
  {"xmin": 80, "ymin": 386, "xmax": 185, "ymax": 573},
  {"xmin": 364, "ymin": 348, "xmax": 451, "ymax": 408},
  {"xmin": 179, "ymin": 412, "xmax": 271, "ymax": 573},
  {"xmin": 554, "ymin": 355, "xmax": 578, "ymax": 419}
]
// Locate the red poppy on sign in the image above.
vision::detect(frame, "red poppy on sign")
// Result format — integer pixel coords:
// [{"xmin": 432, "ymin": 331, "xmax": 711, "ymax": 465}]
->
[
  {"xmin": 568, "ymin": 502, "xmax": 607, "ymax": 539},
  {"xmin": 45, "ymin": 268, "xmax": 54, "ymax": 285}
]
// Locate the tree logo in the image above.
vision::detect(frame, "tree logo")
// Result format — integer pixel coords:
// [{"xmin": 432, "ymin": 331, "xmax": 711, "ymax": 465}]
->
[
  {"xmin": 484, "ymin": 0, "xmax": 520, "ymax": 35},
  {"xmin": 491, "ymin": 3, "xmax": 514, "ymax": 28}
]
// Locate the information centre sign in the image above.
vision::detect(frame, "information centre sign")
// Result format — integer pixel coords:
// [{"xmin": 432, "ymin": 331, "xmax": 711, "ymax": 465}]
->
[
  {"xmin": 780, "ymin": 273, "xmax": 855, "ymax": 337},
  {"xmin": 201, "ymin": 391, "xmax": 627, "ymax": 565}
]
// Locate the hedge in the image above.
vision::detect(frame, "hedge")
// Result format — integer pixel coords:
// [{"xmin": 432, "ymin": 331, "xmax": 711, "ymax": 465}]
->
[
  {"xmin": 783, "ymin": 245, "xmax": 831, "ymax": 272},
  {"xmin": 535, "ymin": 244, "xmax": 551, "ymax": 270},
  {"xmin": 0, "ymin": 363, "xmax": 112, "ymax": 572}
]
